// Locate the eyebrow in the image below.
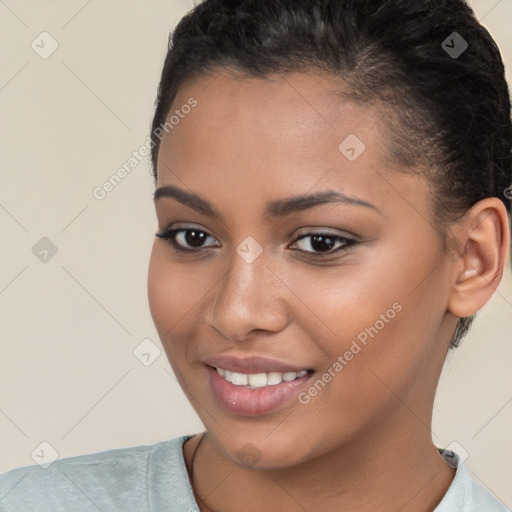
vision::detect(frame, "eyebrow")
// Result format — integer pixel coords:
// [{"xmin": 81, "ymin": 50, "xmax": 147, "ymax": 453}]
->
[{"xmin": 153, "ymin": 185, "xmax": 381, "ymax": 218}]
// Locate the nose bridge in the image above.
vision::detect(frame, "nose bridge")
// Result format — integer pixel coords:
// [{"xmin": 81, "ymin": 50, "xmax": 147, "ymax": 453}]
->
[{"xmin": 208, "ymin": 243, "xmax": 287, "ymax": 339}]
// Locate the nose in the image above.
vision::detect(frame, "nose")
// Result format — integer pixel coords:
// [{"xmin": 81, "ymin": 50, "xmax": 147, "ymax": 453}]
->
[{"xmin": 205, "ymin": 248, "xmax": 289, "ymax": 341}]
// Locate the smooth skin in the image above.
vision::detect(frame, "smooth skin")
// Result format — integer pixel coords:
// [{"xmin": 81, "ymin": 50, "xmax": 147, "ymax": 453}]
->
[{"xmin": 147, "ymin": 69, "xmax": 510, "ymax": 512}]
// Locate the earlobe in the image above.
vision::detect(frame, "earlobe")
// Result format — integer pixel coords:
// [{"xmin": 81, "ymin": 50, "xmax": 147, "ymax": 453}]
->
[{"xmin": 447, "ymin": 198, "xmax": 510, "ymax": 318}]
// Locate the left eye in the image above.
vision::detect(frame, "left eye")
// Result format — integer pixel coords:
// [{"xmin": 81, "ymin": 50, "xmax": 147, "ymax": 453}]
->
[
  {"xmin": 289, "ymin": 232, "xmax": 357, "ymax": 256},
  {"xmin": 155, "ymin": 228, "xmax": 357, "ymax": 256}
]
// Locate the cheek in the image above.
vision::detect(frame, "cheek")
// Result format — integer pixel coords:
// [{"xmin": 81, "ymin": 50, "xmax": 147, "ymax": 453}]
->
[
  {"xmin": 147, "ymin": 245, "xmax": 172, "ymax": 335},
  {"xmin": 147, "ymin": 249, "xmax": 193, "ymax": 389},
  {"xmin": 147, "ymin": 245, "xmax": 192, "ymax": 351},
  {"xmin": 147, "ymin": 244, "xmax": 216, "ymax": 361},
  {"xmin": 295, "ymin": 251, "xmax": 447, "ymax": 429},
  {"xmin": 280, "ymin": 253, "xmax": 408, "ymax": 351}
]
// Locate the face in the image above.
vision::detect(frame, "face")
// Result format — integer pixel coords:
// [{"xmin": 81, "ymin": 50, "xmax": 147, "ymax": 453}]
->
[{"xmin": 148, "ymin": 69, "xmax": 457, "ymax": 469}]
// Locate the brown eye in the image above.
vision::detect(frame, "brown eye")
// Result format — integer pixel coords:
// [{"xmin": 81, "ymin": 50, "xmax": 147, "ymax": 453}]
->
[
  {"xmin": 290, "ymin": 232, "xmax": 357, "ymax": 257},
  {"xmin": 155, "ymin": 228, "xmax": 220, "ymax": 253}
]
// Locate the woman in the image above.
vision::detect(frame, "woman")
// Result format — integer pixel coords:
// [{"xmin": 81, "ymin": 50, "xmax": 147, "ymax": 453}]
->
[{"xmin": 1, "ymin": 0, "xmax": 510, "ymax": 510}]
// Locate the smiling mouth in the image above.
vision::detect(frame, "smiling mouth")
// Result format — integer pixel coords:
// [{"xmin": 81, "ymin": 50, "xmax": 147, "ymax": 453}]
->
[
  {"xmin": 206, "ymin": 364, "xmax": 316, "ymax": 416},
  {"xmin": 211, "ymin": 366, "xmax": 313, "ymax": 389}
]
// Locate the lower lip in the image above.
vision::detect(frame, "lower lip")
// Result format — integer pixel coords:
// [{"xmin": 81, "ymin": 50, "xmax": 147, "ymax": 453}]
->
[{"xmin": 206, "ymin": 365, "xmax": 314, "ymax": 416}]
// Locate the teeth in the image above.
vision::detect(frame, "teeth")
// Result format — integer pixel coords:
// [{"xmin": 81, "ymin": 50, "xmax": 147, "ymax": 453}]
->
[
  {"xmin": 215, "ymin": 367, "xmax": 309, "ymax": 388},
  {"xmin": 267, "ymin": 371, "xmax": 283, "ymax": 385},
  {"xmin": 231, "ymin": 372, "xmax": 248, "ymax": 386},
  {"xmin": 248, "ymin": 373, "xmax": 267, "ymax": 388}
]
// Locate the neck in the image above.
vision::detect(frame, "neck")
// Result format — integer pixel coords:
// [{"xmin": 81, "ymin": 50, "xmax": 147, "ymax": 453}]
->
[{"xmin": 185, "ymin": 412, "xmax": 455, "ymax": 512}]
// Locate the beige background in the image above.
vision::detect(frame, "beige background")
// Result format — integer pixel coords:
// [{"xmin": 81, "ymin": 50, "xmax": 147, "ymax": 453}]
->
[{"xmin": 1, "ymin": 0, "xmax": 511, "ymax": 507}]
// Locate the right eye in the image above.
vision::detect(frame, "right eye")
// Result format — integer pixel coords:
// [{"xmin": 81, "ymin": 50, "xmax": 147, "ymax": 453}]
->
[{"xmin": 155, "ymin": 227, "xmax": 221, "ymax": 253}]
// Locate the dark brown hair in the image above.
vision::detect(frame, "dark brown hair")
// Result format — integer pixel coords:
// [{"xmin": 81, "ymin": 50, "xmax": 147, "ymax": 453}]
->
[{"xmin": 150, "ymin": 0, "xmax": 512, "ymax": 348}]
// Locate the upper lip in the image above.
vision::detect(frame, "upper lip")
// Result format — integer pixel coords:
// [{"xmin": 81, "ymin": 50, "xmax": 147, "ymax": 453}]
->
[{"xmin": 202, "ymin": 354, "xmax": 312, "ymax": 374}]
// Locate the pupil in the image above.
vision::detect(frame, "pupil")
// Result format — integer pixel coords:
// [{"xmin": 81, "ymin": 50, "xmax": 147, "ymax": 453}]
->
[
  {"xmin": 311, "ymin": 235, "xmax": 335, "ymax": 252},
  {"xmin": 186, "ymin": 230, "xmax": 206, "ymax": 247}
]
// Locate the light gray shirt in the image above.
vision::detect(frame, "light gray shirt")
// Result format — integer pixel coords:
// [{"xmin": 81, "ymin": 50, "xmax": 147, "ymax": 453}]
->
[{"xmin": 0, "ymin": 435, "xmax": 509, "ymax": 511}]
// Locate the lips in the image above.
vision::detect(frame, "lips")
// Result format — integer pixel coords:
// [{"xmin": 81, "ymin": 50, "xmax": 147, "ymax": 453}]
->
[
  {"xmin": 202, "ymin": 354, "xmax": 315, "ymax": 416},
  {"xmin": 202, "ymin": 354, "xmax": 312, "ymax": 374}
]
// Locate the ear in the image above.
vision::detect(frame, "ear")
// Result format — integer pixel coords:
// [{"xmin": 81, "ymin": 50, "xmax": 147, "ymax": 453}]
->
[{"xmin": 447, "ymin": 198, "xmax": 511, "ymax": 318}]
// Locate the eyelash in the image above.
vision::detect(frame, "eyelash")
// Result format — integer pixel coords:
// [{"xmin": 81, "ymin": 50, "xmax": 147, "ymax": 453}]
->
[{"xmin": 154, "ymin": 227, "xmax": 358, "ymax": 258}]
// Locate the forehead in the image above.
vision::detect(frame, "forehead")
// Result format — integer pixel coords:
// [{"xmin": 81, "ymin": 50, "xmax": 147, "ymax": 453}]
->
[
  {"xmin": 155, "ymin": 69, "xmax": 426, "ymax": 222},
  {"xmin": 167, "ymin": 69, "xmax": 380, "ymax": 150}
]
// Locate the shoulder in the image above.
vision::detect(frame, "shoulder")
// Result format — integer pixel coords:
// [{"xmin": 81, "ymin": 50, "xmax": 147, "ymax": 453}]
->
[
  {"xmin": 0, "ymin": 436, "xmax": 189, "ymax": 512},
  {"xmin": 458, "ymin": 464, "xmax": 510, "ymax": 511},
  {"xmin": 435, "ymin": 450, "xmax": 510, "ymax": 512}
]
